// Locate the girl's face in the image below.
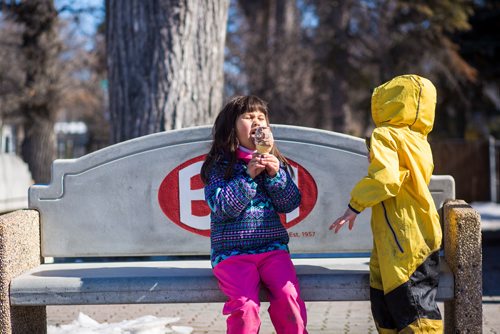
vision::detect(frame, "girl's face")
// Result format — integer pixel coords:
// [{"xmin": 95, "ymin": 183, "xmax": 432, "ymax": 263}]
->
[{"xmin": 236, "ymin": 110, "xmax": 268, "ymax": 150}]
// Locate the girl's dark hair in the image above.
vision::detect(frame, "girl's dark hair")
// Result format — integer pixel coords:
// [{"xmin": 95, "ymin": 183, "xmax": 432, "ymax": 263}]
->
[{"xmin": 200, "ymin": 95, "xmax": 292, "ymax": 183}]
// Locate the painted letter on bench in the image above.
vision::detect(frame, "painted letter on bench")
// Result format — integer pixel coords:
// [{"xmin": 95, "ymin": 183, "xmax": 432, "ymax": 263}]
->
[{"xmin": 158, "ymin": 155, "xmax": 317, "ymax": 237}]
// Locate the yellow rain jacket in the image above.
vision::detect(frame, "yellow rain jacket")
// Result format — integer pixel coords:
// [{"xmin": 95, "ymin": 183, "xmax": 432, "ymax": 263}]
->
[{"xmin": 349, "ymin": 75, "xmax": 442, "ymax": 295}]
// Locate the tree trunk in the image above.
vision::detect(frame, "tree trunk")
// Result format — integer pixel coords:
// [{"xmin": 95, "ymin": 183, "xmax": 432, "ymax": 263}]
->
[
  {"xmin": 314, "ymin": 0, "xmax": 355, "ymax": 133},
  {"xmin": 21, "ymin": 119, "xmax": 55, "ymax": 184},
  {"xmin": 106, "ymin": 0, "xmax": 229, "ymax": 143},
  {"xmin": 236, "ymin": 0, "xmax": 314, "ymax": 126}
]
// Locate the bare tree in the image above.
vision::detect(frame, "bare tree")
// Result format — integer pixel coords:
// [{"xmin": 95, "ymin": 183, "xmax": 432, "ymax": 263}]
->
[
  {"xmin": 228, "ymin": 0, "xmax": 315, "ymax": 126},
  {"xmin": 305, "ymin": 0, "xmax": 476, "ymax": 137},
  {"xmin": 312, "ymin": 0, "xmax": 358, "ymax": 133},
  {"xmin": 0, "ymin": 20, "xmax": 24, "ymax": 124},
  {"xmin": 106, "ymin": 0, "xmax": 229, "ymax": 142},
  {"xmin": 57, "ymin": 20, "xmax": 110, "ymax": 153},
  {"xmin": 1, "ymin": 0, "xmax": 62, "ymax": 183}
]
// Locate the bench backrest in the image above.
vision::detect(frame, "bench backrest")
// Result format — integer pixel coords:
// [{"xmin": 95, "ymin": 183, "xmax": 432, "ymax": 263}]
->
[{"xmin": 29, "ymin": 125, "xmax": 455, "ymax": 258}]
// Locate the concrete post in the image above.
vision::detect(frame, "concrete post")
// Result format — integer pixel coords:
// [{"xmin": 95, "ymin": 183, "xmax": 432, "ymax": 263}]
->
[
  {"xmin": 443, "ymin": 200, "xmax": 482, "ymax": 334},
  {"xmin": 0, "ymin": 210, "xmax": 46, "ymax": 334}
]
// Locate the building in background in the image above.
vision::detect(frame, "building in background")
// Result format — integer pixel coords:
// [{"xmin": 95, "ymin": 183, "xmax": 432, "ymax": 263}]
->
[
  {"xmin": 54, "ymin": 121, "xmax": 89, "ymax": 159},
  {"xmin": 1, "ymin": 121, "xmax": 89, "ymax": 158}
]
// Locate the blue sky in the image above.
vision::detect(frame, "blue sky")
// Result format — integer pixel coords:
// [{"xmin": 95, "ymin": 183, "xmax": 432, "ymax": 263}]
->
[{"xmin": 56, "ymin": 0, "xmax": 104, "ymax": 36}]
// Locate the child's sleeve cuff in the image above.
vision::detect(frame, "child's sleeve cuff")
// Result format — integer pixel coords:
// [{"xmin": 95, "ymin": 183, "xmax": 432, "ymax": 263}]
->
[
  {"xmin": 265, "ymin": 169, "xmax": 283, "ymax": 184},
  {"xmin": 348, "ymin": 201, "xmax": 363, "ymax": 214}
]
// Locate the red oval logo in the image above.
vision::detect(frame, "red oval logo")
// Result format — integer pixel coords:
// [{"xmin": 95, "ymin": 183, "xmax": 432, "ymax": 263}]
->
[{"xmin": 158, "ymin": 155, "xmax": 318, "ymax": 237}]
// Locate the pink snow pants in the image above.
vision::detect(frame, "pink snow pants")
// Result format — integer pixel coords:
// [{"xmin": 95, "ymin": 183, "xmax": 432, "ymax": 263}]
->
[{"xmin": 213, "ymin": 250, "xmax": 308, "ymax": 334}]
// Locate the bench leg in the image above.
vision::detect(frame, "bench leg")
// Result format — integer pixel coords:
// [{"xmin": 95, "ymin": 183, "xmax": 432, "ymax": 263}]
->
[
  {"xmin": 444, "ymin": 200, "xmax": 482, "ymax": 334},
  {"xmin": 0, "ymin": 210, "xmax": 45, "ymax": 334},
  {"xmin": 9, "ymin": 306, "xmax": 47, "ymax": 334}
]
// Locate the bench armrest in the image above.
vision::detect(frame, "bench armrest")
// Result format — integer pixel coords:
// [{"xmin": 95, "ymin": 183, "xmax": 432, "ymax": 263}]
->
[
  {"xmin": 443, "ymin": 200, "xmax": 482, "ymax": 333},
  {"xmin": 0, "ymin": 209, "xmax": 44, "ymax": 331}
]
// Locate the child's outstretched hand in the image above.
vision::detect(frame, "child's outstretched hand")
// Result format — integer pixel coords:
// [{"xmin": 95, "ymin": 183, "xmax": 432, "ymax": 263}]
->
[{"xmin": 329, "ymin": 207, "xmax": 358, "ymax": 233}]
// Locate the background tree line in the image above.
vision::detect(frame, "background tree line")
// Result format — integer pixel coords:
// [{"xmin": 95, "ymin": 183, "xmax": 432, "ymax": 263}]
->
[
  {"xmin": 0, "ymin": 0, "xmax": 499, "ymax": 188},
  {"xmin": 226, "ymin": 0, "xmax": 499, "ymax": 140}
]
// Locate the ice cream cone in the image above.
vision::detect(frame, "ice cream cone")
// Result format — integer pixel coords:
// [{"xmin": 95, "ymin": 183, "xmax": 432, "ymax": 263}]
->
[
  {"xmin": 254, "ymin": 126, "xmax": 274, "ymax": 154},
  {"xmin": 256, "ymin": 144, "xmax": 272, "ymax": 154}
]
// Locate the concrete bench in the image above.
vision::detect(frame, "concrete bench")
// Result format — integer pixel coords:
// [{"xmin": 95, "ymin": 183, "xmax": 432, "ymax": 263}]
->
[{"xmin": 0, "ymin": 125, "xmax": 482, "ymax": 333}]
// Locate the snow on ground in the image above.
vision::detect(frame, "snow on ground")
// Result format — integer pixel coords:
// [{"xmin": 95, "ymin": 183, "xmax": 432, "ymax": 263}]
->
[{"xmin": 48, "ymin": 312, "xmax": 193, "ymax": 334}]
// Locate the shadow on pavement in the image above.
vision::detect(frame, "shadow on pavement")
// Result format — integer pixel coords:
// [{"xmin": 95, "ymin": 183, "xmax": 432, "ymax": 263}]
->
[{"xmin": 482, "ymin": 230, "xmax": 500, "ymax": 297}]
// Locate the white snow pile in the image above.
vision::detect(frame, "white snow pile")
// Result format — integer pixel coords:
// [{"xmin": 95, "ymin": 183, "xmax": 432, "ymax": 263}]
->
[{"xmin": 48, "ymin": 312, "xmax": 193, "ymax": 334}]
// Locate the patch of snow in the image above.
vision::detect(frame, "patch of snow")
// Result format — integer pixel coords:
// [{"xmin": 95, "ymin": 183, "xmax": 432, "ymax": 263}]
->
[{"xmin": 47, "ymin": 312, "xmax": 193, "ymax": 334}]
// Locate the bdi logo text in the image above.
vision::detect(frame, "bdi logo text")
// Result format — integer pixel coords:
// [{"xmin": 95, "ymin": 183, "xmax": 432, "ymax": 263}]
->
[{"xmin": 158, "ymin": 155, "xmax": 317, "ymax": 236}]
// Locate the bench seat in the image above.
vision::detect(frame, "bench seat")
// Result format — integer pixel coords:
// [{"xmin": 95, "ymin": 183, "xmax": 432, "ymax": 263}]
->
[{"xmin": 10, "ymin": 257, "xmax": 454, "ymax": 306}]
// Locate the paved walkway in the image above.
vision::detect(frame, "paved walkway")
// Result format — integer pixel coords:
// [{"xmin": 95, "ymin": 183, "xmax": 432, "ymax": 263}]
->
[{"xmin": 47, "ymin": 299, "xmax": 500, "ymax": 333}]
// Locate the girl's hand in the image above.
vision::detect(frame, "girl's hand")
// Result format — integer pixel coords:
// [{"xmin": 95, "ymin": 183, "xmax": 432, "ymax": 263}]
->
[
  {"xmin": 259, "ymin": 153, "xmax": 279, "ymax": 177},
  {"xmin": 247, "ymin": 155, "xmax": 266, "ymax": 178},
  {"xmin": 329, "ymin": 207, "xmax": 358, "ymax": 233}
]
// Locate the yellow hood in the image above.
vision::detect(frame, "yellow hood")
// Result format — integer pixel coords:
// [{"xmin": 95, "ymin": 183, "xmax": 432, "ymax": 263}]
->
[{"xmin": 371, "ymin": 74, "xmax": 436, "ymax": 136}]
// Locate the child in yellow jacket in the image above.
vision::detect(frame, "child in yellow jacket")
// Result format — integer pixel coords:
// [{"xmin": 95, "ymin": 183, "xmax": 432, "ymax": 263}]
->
[{"xmin": 330, "ymin": 74, "xmax": 443, "ymax": 333}]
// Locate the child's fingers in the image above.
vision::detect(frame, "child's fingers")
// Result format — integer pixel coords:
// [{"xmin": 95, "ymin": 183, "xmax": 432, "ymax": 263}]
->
[
  {"xmin": 250, "ymin": 158, "xmax": 265, "ymax": 167},
  {"xmin": 335, "ymin": 220, "xmax": 346, "ymax": 233},
  {"xmin": 258, "ymin": 155, "xmax": 268, "ymax": 166},
  {"xmin": 329, "ymin": 218, "xmax": 341, "ymax": 230},
  {"xmin": 247, "ymin": 158, "xmax": 266, "ymax": 178},
  {"xmin": 329, "ymin": 218, "xmax": 345, "ymax": 233},
  {"xmin": 261, "ymin": 155, "xmax": 278, "ymax": 166},
  {"xmin": 348, "ymin": 219, "xmax": 355, "ymax": 230},
  {"xmin": 330, "ymin": 209, "xmax": 357, "ymax": 233}
]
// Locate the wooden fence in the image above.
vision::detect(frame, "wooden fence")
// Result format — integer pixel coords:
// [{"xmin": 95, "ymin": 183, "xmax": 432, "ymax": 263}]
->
[{"xmin": 431, "ymin": 139, "xmax": 493, "ymax": 203}]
